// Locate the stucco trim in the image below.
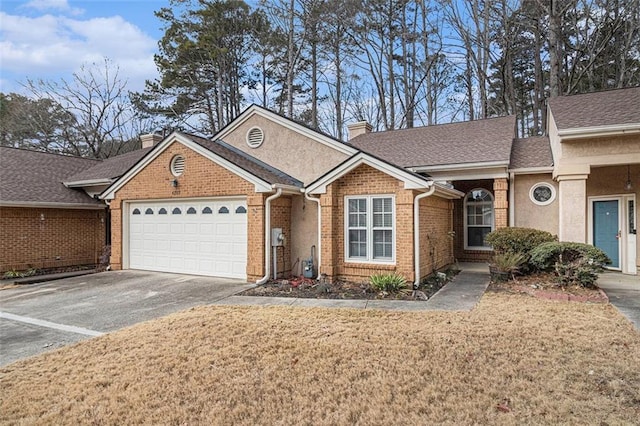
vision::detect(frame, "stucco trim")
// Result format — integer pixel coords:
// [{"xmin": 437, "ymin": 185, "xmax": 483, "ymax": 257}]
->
[
  {"xmin": 410, "ymin": 160, "xmax": 510, "ymax": 172},
  {"xmin": 509, "ymin": 166, "xmax": 554, "ymax": 174},
  {"xmin": 100, "ymin": 132, "xmax": 274, "ymax": 200},
  {"xmin": 215, "ymin": 105, "xmax": 357, "ymax": 156}
]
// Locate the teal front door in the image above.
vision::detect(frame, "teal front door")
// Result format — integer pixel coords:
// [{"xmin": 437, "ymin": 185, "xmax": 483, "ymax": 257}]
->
[{"xmin": 593, "ymin": 200, "xmax": 620, "ymax": 269}]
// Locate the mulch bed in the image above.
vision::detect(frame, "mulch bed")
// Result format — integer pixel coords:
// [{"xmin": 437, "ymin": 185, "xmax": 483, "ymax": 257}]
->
[
  {"xmin": 241, "ymin": 272, "xmax": 453, "ymax": 301},
  {"xmin": 488, "ymin": 272, "xmax": 609, "ymax": 303}
]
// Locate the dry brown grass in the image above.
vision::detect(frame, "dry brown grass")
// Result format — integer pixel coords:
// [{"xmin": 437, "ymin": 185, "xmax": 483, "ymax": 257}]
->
[{"xmin": 1, "ymin": 293, "xmax": 639, "ymax": 425}]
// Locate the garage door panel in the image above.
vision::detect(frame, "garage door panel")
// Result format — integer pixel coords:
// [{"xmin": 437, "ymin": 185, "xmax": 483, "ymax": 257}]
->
[{"xmin": 128, "ymin": 198, "xmax": 247, "ymax": 279}]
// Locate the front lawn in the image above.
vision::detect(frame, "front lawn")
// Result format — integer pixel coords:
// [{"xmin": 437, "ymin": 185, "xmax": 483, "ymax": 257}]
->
[{"xmin": 1, "ymin": 292, "xmax": 639, "ymax": 424}]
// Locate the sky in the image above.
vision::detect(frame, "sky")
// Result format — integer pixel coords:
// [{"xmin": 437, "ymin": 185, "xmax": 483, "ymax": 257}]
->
[{"xmin": 0, "ymin": 0, "xmax": 170, "ymax": 94}]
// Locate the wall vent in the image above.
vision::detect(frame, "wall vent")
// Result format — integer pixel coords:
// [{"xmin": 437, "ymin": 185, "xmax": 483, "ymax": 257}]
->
[{"xmin": 246, "ymin": 127, "xmax": 264, "ymax": 148}]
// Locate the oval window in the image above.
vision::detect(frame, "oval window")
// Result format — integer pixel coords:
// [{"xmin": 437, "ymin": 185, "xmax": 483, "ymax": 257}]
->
[{"xmin": 529, "ymin": 183, "xmax": 556, "ymax": 206}]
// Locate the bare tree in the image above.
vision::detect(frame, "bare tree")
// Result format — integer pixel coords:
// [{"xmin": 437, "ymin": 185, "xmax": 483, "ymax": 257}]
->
[{"xmin": 24, "ymin": 59, "xmax": 139, "ymax": 159}]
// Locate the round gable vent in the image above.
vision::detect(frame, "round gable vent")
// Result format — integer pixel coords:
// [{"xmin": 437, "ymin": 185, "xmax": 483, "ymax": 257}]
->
[
  {"xmin": 246, "ymin": 127, "xmax": 264, "ymax": 148},
  {"xmin": 170, "ymin": 155, "xmax": 185, "ymax": 176}
]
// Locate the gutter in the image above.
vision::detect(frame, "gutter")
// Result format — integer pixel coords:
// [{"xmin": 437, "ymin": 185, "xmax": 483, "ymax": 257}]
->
[
  {"xmin": 304, "ymin": 190, "xmax": 322, "ymax": 279},
  {"xmin": 557, "ymin": 123, "xmax": 640, "ymax": 141},
  {"xmin": 256, "ymin": 188, "xmax": 283, "ymax": 284},
  {"xmin": 509, "ymin": 172, "xmax": 515, "ymax": 227},
  {"xmin": 413, "ymin": 184, "xmax": 437, "ymax": 286}
]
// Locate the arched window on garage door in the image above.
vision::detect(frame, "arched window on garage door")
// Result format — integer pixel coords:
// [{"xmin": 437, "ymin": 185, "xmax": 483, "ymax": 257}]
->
[{"xmin": 464, "ymin": 188, "xmax": 494, "ymax": 250}]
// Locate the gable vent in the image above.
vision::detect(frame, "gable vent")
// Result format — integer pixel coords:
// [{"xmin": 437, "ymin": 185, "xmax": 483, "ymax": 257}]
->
[
  {"xmin": 246, "ymin": 127, "xmax": 264, "ymax": 148},
  {"xmin": 171, "ymin": 155, "xmax": 185, "ymax": 176}
]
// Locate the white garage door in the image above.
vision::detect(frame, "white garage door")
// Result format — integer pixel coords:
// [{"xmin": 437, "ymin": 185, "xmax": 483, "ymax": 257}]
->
[{"xmin": 128, "ymin": 199, "xmax": 247, "ymax": 279}]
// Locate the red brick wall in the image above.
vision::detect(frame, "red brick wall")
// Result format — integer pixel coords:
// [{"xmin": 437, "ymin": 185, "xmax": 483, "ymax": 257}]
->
[
  {"xmin": 419, "ymin": 195, "xmax": 455, "ymax": 278},
  {"xmin": 110, "ymin": 141, "xmax": 265, "ymax": 281},
  {"xmin": 0, "ymin": 207, "xmax": 106, "ymax": 273},
  {"xmin": 319, "ymin": 164, "xmax": 454, "ymax": 283}
]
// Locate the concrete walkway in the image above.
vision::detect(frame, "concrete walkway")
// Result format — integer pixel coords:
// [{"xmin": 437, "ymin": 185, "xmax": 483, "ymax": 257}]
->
[
  {"xmin": 597, "ymin": 272, "xmax": 640, "ymax": 330},
  {"xmin": 215, "ymin": 262, "xmax": 491, "ymax": 312}
]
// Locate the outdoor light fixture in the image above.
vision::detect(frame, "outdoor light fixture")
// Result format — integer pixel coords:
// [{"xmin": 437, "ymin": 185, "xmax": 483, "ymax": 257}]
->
[
  {"xmin": 171, "ymin": 179, "xmax": 179, "ymax": 188},
  {"xmin": 625, "ymin": 165, "xmax": 633, "ymax": 191}
]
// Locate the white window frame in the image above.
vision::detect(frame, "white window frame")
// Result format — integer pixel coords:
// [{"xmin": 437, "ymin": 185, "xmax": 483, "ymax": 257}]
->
[
  {"xmin": 344, "ymin": 195, "xmax": 396, "ymax": 264},
  {"xmin": 529, "ymin": 182, "xmax": 556, "ymax": 206},
  {"xmin": 464, "ymin": 188, "xmax": 494, "ymax": 251}
]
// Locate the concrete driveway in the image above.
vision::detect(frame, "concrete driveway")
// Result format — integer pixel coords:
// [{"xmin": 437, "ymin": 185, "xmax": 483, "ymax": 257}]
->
[
  {"xmin": 597, "ymin": 272, "xmax": 640, "ymax": 330},
  {"xmin": 0, "ymin": 270, "xmax": 253, "ymax": 367}
]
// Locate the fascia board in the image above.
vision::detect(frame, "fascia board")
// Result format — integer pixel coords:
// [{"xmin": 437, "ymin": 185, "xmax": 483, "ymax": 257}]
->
[{"xmin": 558, "ymin": 123, "xmax": 640, "ymax": 141}]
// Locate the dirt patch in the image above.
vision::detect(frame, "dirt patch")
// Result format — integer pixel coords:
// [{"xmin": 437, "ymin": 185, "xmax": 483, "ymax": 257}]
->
[
  {"xmin": 1, "ymin": 293, "xmax": 639, "ymax": 424},
  {"xmin": 488, "ymin": 273, "xmax": 609, "ymax": 303},
  {"xmin": 241, "ymin": 270, "xmax": 455, "ymax": 301}
]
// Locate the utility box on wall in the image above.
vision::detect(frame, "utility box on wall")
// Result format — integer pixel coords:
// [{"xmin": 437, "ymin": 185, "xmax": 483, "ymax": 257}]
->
[{"xmin": 271, "ymin": 228, "xmax": 284, "ymax": 247}]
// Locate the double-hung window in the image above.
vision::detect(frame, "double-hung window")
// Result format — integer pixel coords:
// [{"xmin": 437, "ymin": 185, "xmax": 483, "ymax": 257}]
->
[{"xmin": 346, "ymin": 195, "xmax": 394, "ymax": 263}]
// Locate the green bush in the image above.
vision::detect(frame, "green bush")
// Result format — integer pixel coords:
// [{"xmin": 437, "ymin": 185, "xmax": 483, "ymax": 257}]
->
[
  {"xmin": 529, "ymin": 242, "xmax": 611, "ymax": 287},
  {"xmin": 370, "ymin": 273, "xmax": 408, "ymax": 292},
  {"xmin": 485, "ymin": 227, "xmax": 557, "ymax": 255}
]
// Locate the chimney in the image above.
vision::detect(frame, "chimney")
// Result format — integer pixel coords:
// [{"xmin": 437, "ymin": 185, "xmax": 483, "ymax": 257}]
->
[
  {"xmin": 347, "ymin": 121, "xmax": 372, "ymax": 140},
  {"xmin": 140, "ymin": 132, "xmax": 164, "ymax": 149}
]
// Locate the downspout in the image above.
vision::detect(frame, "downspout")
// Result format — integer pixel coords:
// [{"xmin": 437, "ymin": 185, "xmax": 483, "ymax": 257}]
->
[
  {"xmin": 414, "ymin": 184, "xmax": 437, "ymax": 287},
  {"xmin": 508, "ymin": 172, "xmax": 515, "ymax": 227},
  {"xmin": 304, "ymin": 191, "xmax": 322, "ymax": 279},
  {"xmin": 256, "ymin": 188, "xmax": 283, "ymax": 284}
]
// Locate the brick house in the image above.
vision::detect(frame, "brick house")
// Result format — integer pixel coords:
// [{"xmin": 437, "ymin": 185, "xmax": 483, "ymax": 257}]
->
[{"xmin": 2, "ymin": 87, "xmax": 638, "ymax": 279}]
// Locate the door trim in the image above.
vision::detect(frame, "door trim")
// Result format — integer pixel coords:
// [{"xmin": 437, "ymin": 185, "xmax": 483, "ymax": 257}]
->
[{"xmin": 588, "ymin": 194, "xmax": 636, "ymax": 274}]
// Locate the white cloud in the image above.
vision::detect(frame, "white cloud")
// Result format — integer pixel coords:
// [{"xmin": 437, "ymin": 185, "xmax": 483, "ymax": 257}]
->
[
  {"xmin": 0, "ymin": 12, "xmax": 157, "ymax": 92},
  {"xmin": 22, "ymin": 0, "xmax": 84, "ymax": 16}
]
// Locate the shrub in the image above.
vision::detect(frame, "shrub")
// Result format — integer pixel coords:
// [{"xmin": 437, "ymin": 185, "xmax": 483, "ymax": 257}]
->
[
  {"xmin": 370, "ymin": 273, "xmax": 408, "ymax": 292},
  {"xmin": 486, "ymin": 227, "xmax": 557, "ymax": 255},
  {"xmin": 529, "ymin": 242, "xmax": 611, "ymax": 287},
  {"xmin": 490, "ymin": 252, "xmax": 527, "ymax": 281}
]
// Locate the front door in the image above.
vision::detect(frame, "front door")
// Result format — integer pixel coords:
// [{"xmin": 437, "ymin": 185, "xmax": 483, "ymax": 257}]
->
[{"xmin": 593, "ymin": 200, "xmax": 620, "ymax": 269}]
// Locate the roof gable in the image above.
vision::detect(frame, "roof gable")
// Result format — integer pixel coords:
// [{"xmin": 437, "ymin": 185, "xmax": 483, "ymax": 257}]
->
[
  {"xmin": 101, "ymin": 132, "xmax": 301, "ymax": 200},
  {"xmin": 306, "ymin": 151, "xmax": 462, "ymax": 199},
  {"xmin": 0, "ymin": 147, "xmax": 103, "ymax": 208},
  {"xmin": 349, "ymin": 115, "xmax": 516, "ymax": 169},
  {"xmin": 215, "ymin": 104, "xmax": 357, "ymax": 156},
  {"xmin": 64, "ymin": 147, "xmax": 153, "ymax": 186}
]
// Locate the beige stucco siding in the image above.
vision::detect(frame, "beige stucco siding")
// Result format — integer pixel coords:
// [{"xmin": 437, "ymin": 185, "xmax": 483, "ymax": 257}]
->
[
  {"xmin": 290, "ymin": 196, "xmax": 318, "ymax": 276},
  {"xmin": 560, "ymin": 134, "xmax": 640, "ymax": 164},
  {"xmin": 513, "ymin": 174, "xmax": 559, "ymax": 235},
  {"xmin": 220, "ymin": 114, "xmax": 350, "ymax": 185}
]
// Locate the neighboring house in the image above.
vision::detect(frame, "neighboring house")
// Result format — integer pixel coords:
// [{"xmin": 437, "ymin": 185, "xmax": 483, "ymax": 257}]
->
[
  {"xmin": 0, "ymin": 148, "xmax": 105, "ymax": 272},
  {"xmin": 0, "ymin": 137, "xmax": 155, "ymax": 273},
  {"xmin": 2, "ymin": 87, "xmax": 638, "ymax": 279}
]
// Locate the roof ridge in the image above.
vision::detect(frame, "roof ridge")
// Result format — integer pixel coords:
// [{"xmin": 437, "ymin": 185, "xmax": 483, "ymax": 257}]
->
[
  {"xmin": 0, "ymin": 146, "xmax": 102, "ymax": 162},
  {"xmin": 352, "ymin": 114, "xmax": 516, "ymax": 138}
]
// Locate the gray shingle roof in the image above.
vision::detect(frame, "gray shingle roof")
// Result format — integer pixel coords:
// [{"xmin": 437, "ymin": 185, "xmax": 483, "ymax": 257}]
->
[
  {"xmin": 184, "ymin": 133, "xmax": 303, "ymax": 187},
  {"xmin": 64, "ymin": 147, "xmax": 153, "ymax": 184},
  {"xmin": 349, "ymin": 116, "xmax": 516, "ymax": 168},
  {"xmin": 509, "ymin": 137, "xmax": 553, "ymax": 169},
  {"xmin": 0, "ymin": 147, "xmax": 102, "ymax": 206},
  {"xmin": 548, "ymin": 86, "xmax": 640, "ymax": 130}
]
